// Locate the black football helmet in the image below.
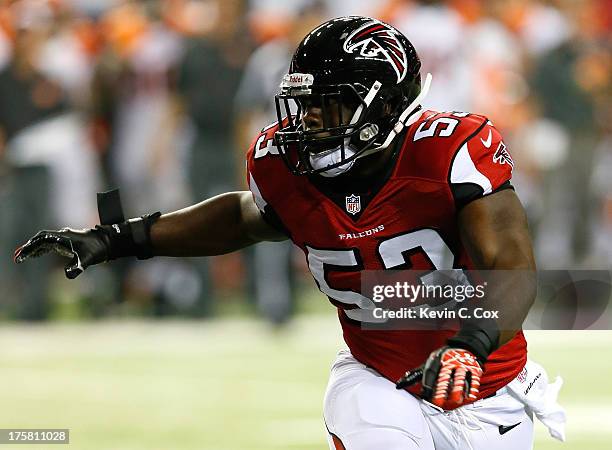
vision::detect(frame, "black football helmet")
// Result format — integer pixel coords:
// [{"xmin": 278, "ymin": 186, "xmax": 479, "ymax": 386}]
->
[{"xmin": 274, "ymin": 16, "xmax": 427, "ymax": 177}]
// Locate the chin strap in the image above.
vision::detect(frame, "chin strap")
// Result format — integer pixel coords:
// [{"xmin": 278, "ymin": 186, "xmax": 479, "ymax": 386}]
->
[{"xmin": 356, "ymin": 72, "xmax": 433, "ymax": 160}]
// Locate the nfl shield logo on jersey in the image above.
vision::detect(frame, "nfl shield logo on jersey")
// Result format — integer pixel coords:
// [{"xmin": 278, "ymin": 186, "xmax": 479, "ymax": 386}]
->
[{"xmin": 345, "ymin": 194, "xmax": 361, "ymax": 215}]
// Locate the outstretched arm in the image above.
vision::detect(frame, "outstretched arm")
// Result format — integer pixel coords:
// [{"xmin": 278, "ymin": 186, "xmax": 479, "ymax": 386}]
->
[
  {"xmin": 150, "ymin": 191, "xmax": 286, "ymax": 257},
  {"xmin": 14, "ymin": 191, "xmax": 286, "ymax": 278}
]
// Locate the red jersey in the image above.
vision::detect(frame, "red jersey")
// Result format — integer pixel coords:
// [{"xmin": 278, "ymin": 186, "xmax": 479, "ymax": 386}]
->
[{"xmin": 246, "ymin": 110, "xmax": 527, "ymax": 401}]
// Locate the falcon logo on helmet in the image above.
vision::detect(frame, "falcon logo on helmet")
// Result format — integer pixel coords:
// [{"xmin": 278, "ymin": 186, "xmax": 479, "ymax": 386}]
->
[{"xmin": 343, "ymin": 20, "xmax": 408, "ymax": 84}]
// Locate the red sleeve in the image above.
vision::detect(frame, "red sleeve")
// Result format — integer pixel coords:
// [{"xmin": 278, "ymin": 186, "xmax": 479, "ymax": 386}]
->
[
  {"xmin": 245, "ymin": 122, "xmax": 290, "ymax": 235},
  {"xmin": 449, "ymin": 120, "xmax": 514, "ymax": 209},
  {"xmin": 245, "ymin": 121, "xmax": 279, "ymax": 211}
]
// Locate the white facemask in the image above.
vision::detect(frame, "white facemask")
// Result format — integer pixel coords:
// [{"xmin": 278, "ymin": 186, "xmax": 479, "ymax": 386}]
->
[{"xmin": 308, "ymin": 143, "xmax": 357, "ymax": 177}]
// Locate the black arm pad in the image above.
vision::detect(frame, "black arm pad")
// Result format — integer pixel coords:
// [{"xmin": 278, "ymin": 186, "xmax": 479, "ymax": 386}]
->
[
  {"xmin": 96, "ymin": 212, "xmax": 161, "ymax": 260},
  {"xmin": 447, "ymin": 319, "xmax": 500, "ymax": 364},
  {"xmin": 97, "ymin": 189, "xmax": 125, "ymax": 225},
  {"xmin": 96, "ymin": 188, "xmax": 161, "ymax": 260}
]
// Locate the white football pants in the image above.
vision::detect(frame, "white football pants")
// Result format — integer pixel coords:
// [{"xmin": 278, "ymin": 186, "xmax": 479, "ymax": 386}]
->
[{"xmin": 324, "ymin": 350, "xmax": 534, "ymax": 450}]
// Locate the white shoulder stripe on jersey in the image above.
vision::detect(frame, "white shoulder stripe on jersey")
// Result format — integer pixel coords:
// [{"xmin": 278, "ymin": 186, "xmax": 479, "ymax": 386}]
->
[
  {"xmin": 248, "ymin": 171, "xmax": 268, "ymax": 212},
  {"xmin": 450, "ymin": 143, "xmax": 493, "ymax": 195}
]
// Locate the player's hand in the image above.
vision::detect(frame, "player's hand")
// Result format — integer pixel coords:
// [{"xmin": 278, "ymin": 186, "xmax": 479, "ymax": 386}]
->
[
  {"xmin": 14, "ymin": 228, "xmax": 110, "ymax": 279},
  {"xmin": 395, "ymin": 346, "xmax": 483, "ymax": 409}
]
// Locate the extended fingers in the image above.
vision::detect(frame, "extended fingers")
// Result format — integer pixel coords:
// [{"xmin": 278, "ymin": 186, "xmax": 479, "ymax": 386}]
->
[
  {"xmin": 432, "ymin": 365, "xmax": 453, "ymax": 407},
  {"xmin": 447, "ymin": 367, "xmax": 468, "ymax": 408},
  {"xmin": 14, "ymin": 232, "xmax": 74, "ymax": 263}
]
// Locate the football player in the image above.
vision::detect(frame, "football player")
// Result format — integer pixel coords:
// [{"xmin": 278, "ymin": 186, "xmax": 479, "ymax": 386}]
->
[{"xmin": 15, "ymin": 17, "xmax": 563, "ymax": 449}]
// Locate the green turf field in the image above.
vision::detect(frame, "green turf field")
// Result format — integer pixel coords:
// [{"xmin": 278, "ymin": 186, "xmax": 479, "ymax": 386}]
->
[{"xmin": 1, "ymin": 315, "xmax": 610, "ymax": 449}]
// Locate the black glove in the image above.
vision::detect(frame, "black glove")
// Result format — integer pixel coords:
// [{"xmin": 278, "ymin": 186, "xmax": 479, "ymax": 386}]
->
[
  {"xmin": 14, "ymin": 213, "xmax": 161, "ymax": 280},
  {"xmin": 14, "ymin": 189, "xmax": 161, "ymax": 279},
  {"xmin": 14, "ymin": 227, "xmax": 111, "ymax": 279}
]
